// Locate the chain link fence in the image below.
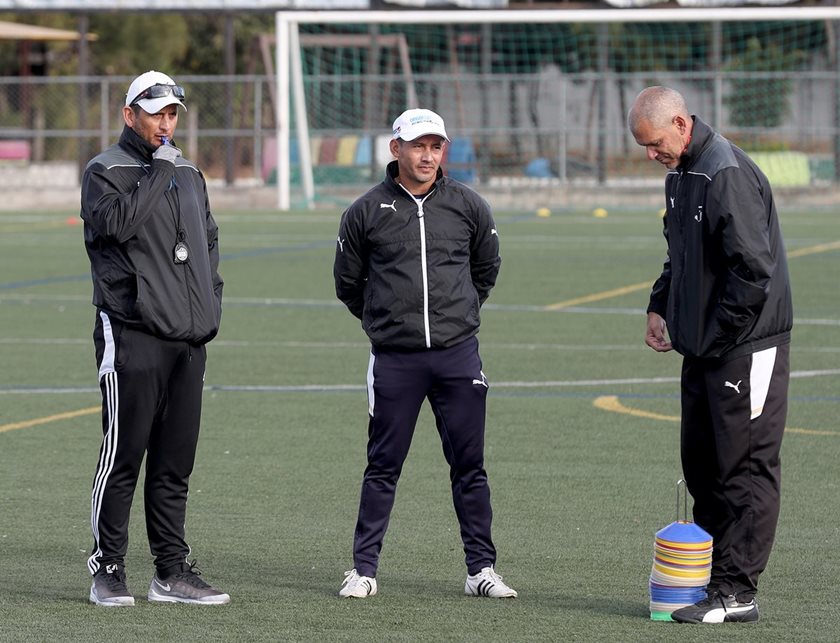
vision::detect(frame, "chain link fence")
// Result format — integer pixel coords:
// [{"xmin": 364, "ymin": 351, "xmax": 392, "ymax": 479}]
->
[
  {"xmin": 0, "ymin": 74, "xmax": 275, "ymax": 188},
  {"xmin": 1, "ymin": 72, "xmax": 838, "ymax": 197}
]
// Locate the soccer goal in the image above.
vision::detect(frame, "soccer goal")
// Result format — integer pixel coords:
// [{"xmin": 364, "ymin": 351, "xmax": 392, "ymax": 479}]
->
[{"xmin": 275, "ymin": 7, "xmax": 840, "ymax": 209}]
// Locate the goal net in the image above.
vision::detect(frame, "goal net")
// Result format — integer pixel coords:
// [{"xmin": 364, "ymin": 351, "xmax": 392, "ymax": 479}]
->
[{"xmin": 274, "ymin": 8, "xmax": 840, "ymax": 209}]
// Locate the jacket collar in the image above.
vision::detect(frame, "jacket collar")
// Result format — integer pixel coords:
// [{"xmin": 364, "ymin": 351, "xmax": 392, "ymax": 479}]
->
[
  {"xmin": 677, "ymin": 116, "xmax": 714, "ymax": 171},
  {"xmin": 118, "ymin": 124, "xmax": 157, "ymax": 164}
]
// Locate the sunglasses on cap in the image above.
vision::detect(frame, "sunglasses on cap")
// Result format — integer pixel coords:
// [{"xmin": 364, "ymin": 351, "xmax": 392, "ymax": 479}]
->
[{"xmin": 131, "ymin": 83, "xmax": 186, "ymax": 105}]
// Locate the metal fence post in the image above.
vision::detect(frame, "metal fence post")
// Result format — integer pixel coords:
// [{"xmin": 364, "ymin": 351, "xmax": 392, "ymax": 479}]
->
[
  {"xmin": 597, "ymin": 23, "xmax": 608, "ymax": 185},
  {"xmin": 225, "ymin": 17, "xmax": 235, "ymax": 186},
  {"xmin": 835, "ymin": 21, "xmax": 840, "ymax": 182},
  {"xmin": 77, "ymin": 15, "xmax": 90, "ymax": 180},
  {"xmin": 254, "ymin": 79, "xmax": 263, "ymax": 181},
  {"xmin": 100, "ymin": 78, "xmax": 109, "ymax": 151}
]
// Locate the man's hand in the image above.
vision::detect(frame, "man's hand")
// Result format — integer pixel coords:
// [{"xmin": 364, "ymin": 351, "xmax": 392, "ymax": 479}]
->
[
  {"xmin": 153, "ymin": 143, "xmax": 182, "ymax": 164},
  {"xmin": 645, "ymin": 311, "xmax": 673, "ymax": 352}
]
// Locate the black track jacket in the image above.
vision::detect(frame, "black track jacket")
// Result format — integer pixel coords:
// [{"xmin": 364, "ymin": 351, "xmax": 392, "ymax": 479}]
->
[
  {"xmin": 81, "ymin": 126, "xmax": 223, "ymax": 344},
  {"xmin": 334, "ymin": 161, "xmax": 501, "ymax": 350},
  {"xmin": 647, "ymin": 116, "xmax": 792, "ymax": 361}
]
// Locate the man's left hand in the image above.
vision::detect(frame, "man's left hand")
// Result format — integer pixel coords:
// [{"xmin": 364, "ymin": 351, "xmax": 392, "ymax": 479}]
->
[{"xmin": 153, "ymin": 144, "xmax": 182, "ymax": 164}]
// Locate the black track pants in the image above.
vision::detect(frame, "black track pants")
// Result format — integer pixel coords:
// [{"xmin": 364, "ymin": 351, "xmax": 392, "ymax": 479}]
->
[
  {"xmin": 88, "ymin": 311, "xmax": 205, "ymax": 577},
  {"xmin": 352, "ymin": 336, "xmax": 497, "ymax": 577},
  {"xmin": 680, "ymin": 343, "xmax": 790, "ymax": 599}
]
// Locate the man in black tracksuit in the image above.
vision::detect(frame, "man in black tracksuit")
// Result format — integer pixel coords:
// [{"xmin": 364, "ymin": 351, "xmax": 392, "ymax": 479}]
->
[
  {"xmin": 629, "ymin": 86, "xmax": 793, "ymax": 624},
  {"xmin": 81, "ymin": 71, "xmax": 228, "ymax": 606},
  {"xmin": 333, "ymin": 108, "xmax": 517, "ymax": 599}
]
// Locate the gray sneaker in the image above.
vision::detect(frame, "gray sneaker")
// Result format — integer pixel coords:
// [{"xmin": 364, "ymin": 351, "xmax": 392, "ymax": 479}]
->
[
  {"xmin": 147, "ymin": 562, "xmax": 230, "ymax": 605},
  {"xmin": 90, "ymin": 564, "xmax": 135, "ymax": 607}
]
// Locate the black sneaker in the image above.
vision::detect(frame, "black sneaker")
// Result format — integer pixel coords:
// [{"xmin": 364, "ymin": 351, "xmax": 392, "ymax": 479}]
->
[
  {"xmin": 147, "ymin": 561, "xmax": 230, "ymax": 605},
  {"xmin": 672, "ymin": 592, "xmax": 759, "ymax": 624},
  {"xmin": 90, "ymin": 564, "xmax": 135, "ymax": 607}
]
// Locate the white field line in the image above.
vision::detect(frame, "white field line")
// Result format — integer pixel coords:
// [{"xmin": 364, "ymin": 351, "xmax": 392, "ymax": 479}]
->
[
  {"xmin": 3, "ymin": 337, "xmax": 840, "ymax": 355},
  {"xmin": 2, "ymin": 369, "xmax": 838, "ymax": 396},
  {"xmin": 0, "ymin": 337, "xmax": 643, "ymax": 351},
  {"xmin": 2, "ymin": 293, "xmax": 839, "ymax": 326},
  {"xmin": 1, "ymin": 336, "xmax": 839, "ymax": 355}
]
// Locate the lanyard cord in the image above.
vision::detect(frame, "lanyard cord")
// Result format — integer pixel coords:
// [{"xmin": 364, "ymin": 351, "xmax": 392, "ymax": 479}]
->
[
  {"xmin": 168, "ymin": 174, "xmax": 184, "ymax": 241},
  {"xmin": 137, "ymin": 156, "xmax": 183, "ymax": 241}
]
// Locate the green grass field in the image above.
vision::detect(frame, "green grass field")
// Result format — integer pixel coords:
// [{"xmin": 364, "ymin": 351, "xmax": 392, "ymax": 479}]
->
[{"xmin": 1, "ymin": 205, "xmax": 838, "ymax": 642}]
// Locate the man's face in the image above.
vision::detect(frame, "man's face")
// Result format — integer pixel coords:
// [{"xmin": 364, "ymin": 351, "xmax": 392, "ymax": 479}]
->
[
  {"xmin": 632, "ymin": 116, "xmax": 688, "ymax": 169},
  {"xmin": 390, "ymin": 134, "xmax": 445, "ymax": 193},
  {"xmin": 123, "ymin": 104, "xmax": 179, "ymax": 148}
]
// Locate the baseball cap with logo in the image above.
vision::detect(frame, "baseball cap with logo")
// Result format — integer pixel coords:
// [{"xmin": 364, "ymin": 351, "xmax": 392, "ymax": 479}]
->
[
  {"xmin": 391, "ymin": 108, "xmax": 449, "ymax": 142},
  {"xmin": 125, "ymin": 70, "xmax": 187, "ymax": 114}
]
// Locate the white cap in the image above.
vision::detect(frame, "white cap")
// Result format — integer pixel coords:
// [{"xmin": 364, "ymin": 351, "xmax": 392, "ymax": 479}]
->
[
  {"xmin": 125, "ymin": 70, "xmax": 186, "ymax": 114},
  {"xmin": 391, "ymin": 108, "xmax": 449, "ymax": 142}
]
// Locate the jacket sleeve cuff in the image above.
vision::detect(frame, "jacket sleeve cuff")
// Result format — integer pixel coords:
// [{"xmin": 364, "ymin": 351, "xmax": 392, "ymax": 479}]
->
[
  {"xmin": 646, "ymin": 302, "xmax": 665, "ymax": 316},
  {"xmin": 151, "ymin": 158, "xmax": 177, "ymax": 175}
]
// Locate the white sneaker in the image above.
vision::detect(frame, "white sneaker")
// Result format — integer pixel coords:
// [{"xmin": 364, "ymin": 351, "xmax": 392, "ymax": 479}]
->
[
  {"xmin": 465, "ymin": 566, "xmax": 518, "ymax": 598},
  {"xmin": 339, "ymin": 569, "xmax": 377, "ymax": 598}
]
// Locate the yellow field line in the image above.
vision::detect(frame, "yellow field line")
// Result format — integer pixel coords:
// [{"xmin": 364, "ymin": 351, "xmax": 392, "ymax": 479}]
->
[
  {"xmin": 547, "ymin": 239, "xmax": 840, "ymax": 310},
  {"xmin": 593, "ymin": 395, "xmax": 836, "ymax": 436},
  {"xmin": 787, "ymin": 239, "xmax": 840, "ymax": 259},
  {"xmin": 594, "ymin": 395, "xmax": 679, "ymax": 422},
  {"xmin": 0, "ymin": 406, "xmax": 99, "ymax": 433},
  {"xmin": 786, "ymin": 427, "xmax": 839, "ymax": 436},
  {"xmin": 545, "ymin": 281, "xmax": 651, "ymax": 310}
]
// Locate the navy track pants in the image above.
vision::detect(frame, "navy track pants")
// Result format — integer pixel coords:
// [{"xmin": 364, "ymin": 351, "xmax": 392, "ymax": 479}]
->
[{"xmin": 352, "ymin": 336, "xmax": 497, "ymax": 577}]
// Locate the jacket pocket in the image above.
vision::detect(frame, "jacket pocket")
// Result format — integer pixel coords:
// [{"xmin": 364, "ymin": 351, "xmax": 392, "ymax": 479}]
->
[
  {"xmin": 134, "ymin": 273, "xmax": 175, "ymax": 338},
  {"xmin": 690, "ymin": 310, "xmax": 740, "ymax": 359},
  {"xmin": 100, "ymin": 267, "xmax": 138, "ymax": 318},
  {"xmin": 114, "ymin": 323, "xmax": 131, "ymax": 369}
]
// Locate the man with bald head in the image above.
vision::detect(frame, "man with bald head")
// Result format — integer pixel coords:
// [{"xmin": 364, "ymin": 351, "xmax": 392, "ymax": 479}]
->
[{"xmin": 628, "ymin": 87, "xmax": 793, "ymax": 624}]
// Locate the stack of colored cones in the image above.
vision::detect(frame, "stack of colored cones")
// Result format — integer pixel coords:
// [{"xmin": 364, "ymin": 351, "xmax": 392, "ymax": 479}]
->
[{"xmin": 649, "ymin": 480, "xmax": 713, "ymax": 621}]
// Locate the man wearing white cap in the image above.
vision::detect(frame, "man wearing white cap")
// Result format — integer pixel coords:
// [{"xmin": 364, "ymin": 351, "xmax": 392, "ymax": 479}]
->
[
  {"xmin": 333, "ymin": 108, "xmax": 516, "ymax": 599},
  {"xmin": 81, "ymin": 71, "xmax": 228, "ymax": 606}
]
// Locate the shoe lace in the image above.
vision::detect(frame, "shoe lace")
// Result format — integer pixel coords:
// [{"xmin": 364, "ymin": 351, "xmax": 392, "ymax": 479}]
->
[
  {"xmin": 342, "ymin": 569, "xmax": 359, "ymax": 586},
  {"xmin": 694, "ymin": 589, "xmax": 721, "ymax": 608},
  {"xmin": 100, "ymin": 568, "xmax": 128, "ymax": 589},
  {"xmin": 172, "ymin": 560, "xmax": 212, "ymax": 589},
  {"xmin": 481, "ymin": 567, "xmax": 504, "ymax": 583}
]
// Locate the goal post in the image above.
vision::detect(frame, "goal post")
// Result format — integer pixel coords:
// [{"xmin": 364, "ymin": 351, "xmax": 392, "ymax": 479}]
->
[{"xmin": 276, "ymin": 7, "xmax": 840, "ymax": 210}]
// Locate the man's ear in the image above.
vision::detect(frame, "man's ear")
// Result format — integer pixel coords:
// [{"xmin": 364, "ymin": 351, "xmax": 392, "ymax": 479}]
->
[
  {"xmin": 674, "ymin": 115, "xmax": 688, "ymax": 134},
  {"xmin": 123, "ymin": 106, "xmax": 135, "ymax": 128},
  {"xmin": 389, "ymin": 138, "xmax": 401, "ymax": 159}
]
